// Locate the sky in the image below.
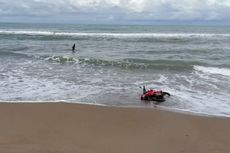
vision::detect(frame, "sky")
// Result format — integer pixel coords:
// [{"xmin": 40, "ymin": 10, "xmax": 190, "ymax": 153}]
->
[{"xmin": 0, "ymin": 0, "xmax": 230, "ymax": 24}]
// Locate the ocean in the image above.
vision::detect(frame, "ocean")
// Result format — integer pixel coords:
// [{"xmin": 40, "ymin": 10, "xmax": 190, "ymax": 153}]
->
[{"xmin": 0, "ymin": 23, "xmax": 230, "ymax": 116}]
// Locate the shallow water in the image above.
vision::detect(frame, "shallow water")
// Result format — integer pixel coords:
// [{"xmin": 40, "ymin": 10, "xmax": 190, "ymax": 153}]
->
[{"xmin": 0, "ymin": 23, "xmax": 230, "ymax": 116}]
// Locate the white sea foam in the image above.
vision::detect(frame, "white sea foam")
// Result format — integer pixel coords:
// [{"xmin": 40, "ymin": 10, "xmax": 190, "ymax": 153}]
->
[
  {"xmin": 134, "ymin": 71, "xmax": 230, "ymax": 117},
  {"xmin": 0, "ymin": 29, "xmax": 230, "ymax": 38},
  {"xmin": 0, "ymin": 30, "xmax": 53, "ymax": 36},
  {"xmin": 194, "ymin": 65, "xmax": 230, "ymax": 77},
  {"xmin": 0, "ymin": 68, "xmax": 103, "ymax": 102}
]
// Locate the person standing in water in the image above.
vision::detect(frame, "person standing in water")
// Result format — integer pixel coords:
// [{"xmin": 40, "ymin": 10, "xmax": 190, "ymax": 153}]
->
[
  {"xmin": 72, "ymin": 43, "xmax": 76, "ymax": 53},
  {"xmin": 143, "ymin": 85, "xmax": 147, "ymax": 94}
]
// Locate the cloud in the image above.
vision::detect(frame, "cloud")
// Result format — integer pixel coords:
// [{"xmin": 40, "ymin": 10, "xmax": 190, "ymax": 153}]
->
[{"xmin": 0, "ymin": 0, "xmax": 230, "ymax": 23}]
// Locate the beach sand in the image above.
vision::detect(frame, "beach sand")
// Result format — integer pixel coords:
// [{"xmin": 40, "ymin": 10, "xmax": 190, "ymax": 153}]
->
[{"xmin": 0, "ymin": 103, "xmax": 230, "ymax": 153}]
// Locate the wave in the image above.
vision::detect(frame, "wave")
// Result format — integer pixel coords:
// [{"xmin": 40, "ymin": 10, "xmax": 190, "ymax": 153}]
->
[
  {"xmin": 194, "ymin": 65, "xmax": 230, "ymax": 77},
  {"xmin": 44, "ymin": 55, "xmax": 77, "ymax": 63},
  {"xmin": 0, "ymin": 50, "xmax": 30, "ymax": 58},
  {"xmin": 1, "ymin": 29, "xmax": 230, "ymax": 39},
  {"xmin": 0, "ymin": 51, "xmax": 204, "ymax": 71},
  {"xmin": 41, "ymin": 55, "xmax": 201, "ymax": 70}
]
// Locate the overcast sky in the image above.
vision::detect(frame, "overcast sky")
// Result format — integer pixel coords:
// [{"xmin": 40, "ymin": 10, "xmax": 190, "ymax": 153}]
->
[{"xmin": 0, "ymin": 0, "xmax": 230, "ymax": 24}]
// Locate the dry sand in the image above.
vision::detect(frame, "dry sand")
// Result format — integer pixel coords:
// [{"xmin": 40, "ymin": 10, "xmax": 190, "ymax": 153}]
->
[{"xmin": 0, "ymin": 102, "xmax": 230, "ymax": 153}]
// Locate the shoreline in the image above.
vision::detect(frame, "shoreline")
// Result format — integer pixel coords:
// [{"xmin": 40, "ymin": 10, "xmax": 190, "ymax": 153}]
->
[{"xmin": 0, "ymin": 100, "xmax": 229, "ymax": 118}]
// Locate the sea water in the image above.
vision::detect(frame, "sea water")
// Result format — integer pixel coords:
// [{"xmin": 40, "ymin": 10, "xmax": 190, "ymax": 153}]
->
[{"xmin": 0, "ymin": 23, "xmax": 230, "ymax": 116}]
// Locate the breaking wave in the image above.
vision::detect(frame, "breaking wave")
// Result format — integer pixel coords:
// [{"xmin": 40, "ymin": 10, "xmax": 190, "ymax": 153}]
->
[
  {"xmin": 194, "ymin": 65, "xmax": 230, "ymax": 77},
  {"xmin": 41, "ymin": 55, "xmax": 202, "ymax": 70},
  {"xmin": 1, "ymin": 30, "xmax": 230, "ymax": 39},
  {"xmin": 44, "ymin": 56, "xmax": 77, "ymax": 63}
]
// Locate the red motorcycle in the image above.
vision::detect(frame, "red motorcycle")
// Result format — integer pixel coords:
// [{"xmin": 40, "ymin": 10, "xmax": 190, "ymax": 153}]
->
[{"xmin": 140, "ymin": 86, "xmax": 170, "ymax": 102}]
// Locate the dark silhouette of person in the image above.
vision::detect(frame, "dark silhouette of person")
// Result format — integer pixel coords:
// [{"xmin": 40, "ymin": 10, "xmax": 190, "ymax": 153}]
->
[
  {"xmin": 72, "ymin": 44, "xmax": 76, "ymax": 52},
  {"xmin": 143, "ymin": 85, "xmax": 147, "ymax": 94}
]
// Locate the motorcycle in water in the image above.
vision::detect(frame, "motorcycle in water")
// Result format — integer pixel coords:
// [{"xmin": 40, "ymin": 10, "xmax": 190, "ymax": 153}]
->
[{"xmin": 140, "ymin": 86, "xmax": 170, "ymax": 102}]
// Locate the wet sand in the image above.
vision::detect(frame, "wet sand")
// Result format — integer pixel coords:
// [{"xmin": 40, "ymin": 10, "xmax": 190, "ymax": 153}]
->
[{"xmin": 0, "ymin": 102, "xmax": 230, "ymax": 153}]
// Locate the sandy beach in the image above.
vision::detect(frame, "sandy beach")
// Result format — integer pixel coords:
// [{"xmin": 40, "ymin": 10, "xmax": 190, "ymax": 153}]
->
[{"xmin": 0, "ymin": 102, "xmax": 230, "ymax": 153}]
